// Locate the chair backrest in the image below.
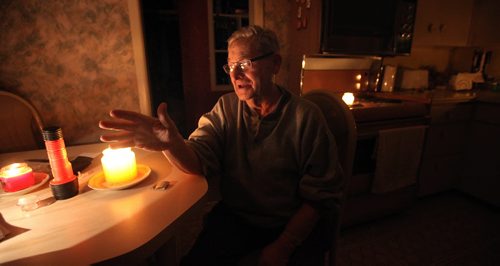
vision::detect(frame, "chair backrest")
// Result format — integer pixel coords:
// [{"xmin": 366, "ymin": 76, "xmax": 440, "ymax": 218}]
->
[
  {"xmin": 303, "ymin": 89, "xmax": 356, "ymax": 180},
  {"xmin": 302, "ymin": 89, "xmax": 357, "ymax": 266},
  {"xmin": 0, "ymin": 91, "xmax": 44, "ymax": 153}
]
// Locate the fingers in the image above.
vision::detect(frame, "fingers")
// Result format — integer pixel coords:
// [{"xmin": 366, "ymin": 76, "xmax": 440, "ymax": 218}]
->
[
  {"xmin": 99, "ymin": 107, "xmax": 169, "ymax": 151},
  {"xmin": 106, "ymin": 141, "xmax": 136, "ymax": 150},
  {"xmin": 100, "ymin": 131, "xmax": 134, "ymax": 142},
  {"xmin": 157, "ymin": 102, "xmax": 176, "ymax": 129},
  {"xmin": 99, "ymin": 109, "xmax": 156, "ymax": 131},
  {"xmin": 100, "ymin": 131, "xmax": 150, "ymax": 150},
  {"xmin": 109, "ymin": 109, "xmax": 156, "ymax": 124},
  {"xmin": 99, "ymin": 119, "xmax": 138, "ymax": 131}
]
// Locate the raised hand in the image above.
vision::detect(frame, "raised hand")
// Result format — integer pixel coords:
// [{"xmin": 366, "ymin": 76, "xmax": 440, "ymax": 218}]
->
[{"xmin": 99, "ymin": 103, "xmax": 183, "ymax": 151}]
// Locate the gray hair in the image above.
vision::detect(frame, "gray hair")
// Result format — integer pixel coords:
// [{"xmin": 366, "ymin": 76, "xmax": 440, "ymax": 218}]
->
[{"xmin": 227, "ymin": 25, "xmax": 280, "ymax": 54}]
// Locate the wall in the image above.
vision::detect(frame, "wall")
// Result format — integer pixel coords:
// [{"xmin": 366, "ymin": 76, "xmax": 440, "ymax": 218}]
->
[
  {"xmin": 263, "ymin": 0, "xmax": 291, "ymax": 89},
  {"xmin": 384, "ymin": 47, "xmax": 453, "ymax": 73},
  {"xmin": 0, "ymin": 0, "xmax": 140, "ymax": 145}
]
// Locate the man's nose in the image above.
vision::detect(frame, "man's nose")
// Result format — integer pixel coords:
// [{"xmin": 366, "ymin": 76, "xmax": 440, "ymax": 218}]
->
[{"xmin": 231, "ymin": 66, "xmax": 245, "ymax": 79}]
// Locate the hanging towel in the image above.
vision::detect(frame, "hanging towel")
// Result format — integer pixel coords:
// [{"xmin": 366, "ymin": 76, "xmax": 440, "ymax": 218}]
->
[{"xmin": 372, "ymin": 125, "xmax": 427, "ymax": 194}]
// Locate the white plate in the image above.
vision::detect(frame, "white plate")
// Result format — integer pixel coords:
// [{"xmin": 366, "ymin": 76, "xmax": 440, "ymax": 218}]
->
[
  {"xmin": 88, "ymin": 165, "xmax": 151, "ymax": 191},
  {"xmin": 0, "ymin": 172, "xmax": 50, "ymax": 197}
]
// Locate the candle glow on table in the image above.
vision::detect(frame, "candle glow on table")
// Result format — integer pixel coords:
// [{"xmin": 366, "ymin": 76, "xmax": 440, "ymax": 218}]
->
[
  {"xmin": 342, "ymin": 92, "xmax": 355, "ymax": 106},
  {"xmin": 101, "ymin": 147, "xmax": 138, "ymax": 184},
  {"xmin": 0, "ymin": 163, "xmax": 35, "ymax": 192}
]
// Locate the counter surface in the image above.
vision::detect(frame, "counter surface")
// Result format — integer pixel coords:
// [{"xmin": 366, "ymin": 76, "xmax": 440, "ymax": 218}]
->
[{"xmin": 0, "ymin": 143, "xmax": 207, "ymax": 265}]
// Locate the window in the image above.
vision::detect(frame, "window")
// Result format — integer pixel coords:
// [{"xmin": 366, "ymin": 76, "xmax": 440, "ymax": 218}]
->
[{"xmin": 208, "ymin": 0, "xmax": 263, "ymax": 91}]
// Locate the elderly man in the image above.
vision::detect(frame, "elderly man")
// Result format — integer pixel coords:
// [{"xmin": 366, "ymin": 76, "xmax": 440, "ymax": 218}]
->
[{"xmin": 100, "ymin": 25, "xmax": 343, "ymax": 265}]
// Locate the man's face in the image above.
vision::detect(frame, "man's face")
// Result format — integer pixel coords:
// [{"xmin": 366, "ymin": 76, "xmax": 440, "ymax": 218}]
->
[{"xmin": 227, "ymin": 40, "xmax": 279, "ymax": 101}]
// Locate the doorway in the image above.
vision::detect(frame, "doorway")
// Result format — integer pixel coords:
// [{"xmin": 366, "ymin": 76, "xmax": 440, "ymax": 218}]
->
[{"xmin": 141, "ymin": 0, "xmax": 187, "ymax": 136}]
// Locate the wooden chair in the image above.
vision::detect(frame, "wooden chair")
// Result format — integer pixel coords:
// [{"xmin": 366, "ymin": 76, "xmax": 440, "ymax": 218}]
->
[
  {"xmin": 302, "ymin": 89, "xmax": 357, "ymax": 266},
  {"xmin": 0, "ymin": 91, "xmax": 44, "ymax": 153}
]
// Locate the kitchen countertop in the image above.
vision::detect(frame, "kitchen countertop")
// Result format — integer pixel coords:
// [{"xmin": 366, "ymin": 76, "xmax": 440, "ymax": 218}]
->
[
  {"xmin": 475, "ymin": 90, "xmax": 500, "ymax": 103},
  {"xmin": 371, "ymin": 89, "xmax": 500, "ymax": 104},
  {"xmin": 375, "ymin": 90, "xmax": 477, "ymax": 104},
  {"xmin": 350, "ymin": 99, "xmax": 428, "ymax": 123},
  {"xmin": 330, "ymin": 89, "xmax": 499, "ymax": 125}
]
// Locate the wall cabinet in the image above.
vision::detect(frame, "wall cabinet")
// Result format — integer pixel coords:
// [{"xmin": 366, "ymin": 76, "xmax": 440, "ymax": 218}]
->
[
  {"xmin": 468, "ymin": 0, "xmax": 500, "ymax": 47},
  {"xmin": 418, "ymin": 102, "xmax": 473, "ymax": 196},
  {"xmin": 413, "ymin": 0, "xmax": 474, "ymax": 47}
]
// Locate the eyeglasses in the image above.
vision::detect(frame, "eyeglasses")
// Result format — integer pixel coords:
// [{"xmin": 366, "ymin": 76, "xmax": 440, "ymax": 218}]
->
[{"xmin": 223, "ymin": 52, "xmax": 274, "ymax": 74}]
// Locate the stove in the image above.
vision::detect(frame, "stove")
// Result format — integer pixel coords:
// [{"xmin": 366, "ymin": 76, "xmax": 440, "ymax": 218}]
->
[{"xmin": 350, "ymin": 95, "xmax": 429, "ymax": 136}]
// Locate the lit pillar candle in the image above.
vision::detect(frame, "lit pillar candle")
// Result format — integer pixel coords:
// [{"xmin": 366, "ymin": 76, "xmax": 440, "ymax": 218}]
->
[
  {"xmin": 101, "ymin": 147, "xmax": 137, "ymax": 184},
  {"xmin": 0, "ymin": 163, "xmax": 35, "ymax": 192}
]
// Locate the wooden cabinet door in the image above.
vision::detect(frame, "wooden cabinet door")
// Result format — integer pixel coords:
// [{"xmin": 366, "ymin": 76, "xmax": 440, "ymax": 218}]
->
[
  {"xmin": 413, "ymin": 0, "xmax": 473, "ymax": 46},
  {"xmin": 459, "ymin": 121, "xmax": 500, "ymax": 206},
  {"xmin": 418, "ymin": 154, "xmax": 463, "ymax": 196},
  {"xmin": 469, "ymin": 0, "xmax": 500, "ymax": 46}
]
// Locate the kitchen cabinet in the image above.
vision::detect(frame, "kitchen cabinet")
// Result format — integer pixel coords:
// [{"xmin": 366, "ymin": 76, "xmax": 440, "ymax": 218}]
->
[
  {"xmin": 418, "ymin": 102, "xmax": 473, "ymax": 196},
  {"xmin": 468, "ymin": 0, "xmax": 500, "ymax": 46},
  {"xmin": 413, "ymin": 0, "xmax": 474, "ymax": 47},
  {"xmin": 459, "ymin": 101, "xmax": 500, "ymax": 207}
]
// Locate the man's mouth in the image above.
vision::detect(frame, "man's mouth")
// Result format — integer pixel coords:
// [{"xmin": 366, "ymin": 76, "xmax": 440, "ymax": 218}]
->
[{"xmin": 237, "ymin": 83, "xmax": 252, "ymax": 89}]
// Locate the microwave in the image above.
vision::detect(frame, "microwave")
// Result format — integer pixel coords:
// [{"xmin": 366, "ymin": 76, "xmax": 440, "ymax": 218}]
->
[{"xmin": 320, "ymin": 0, "xmax": 417, "ymax": 56}]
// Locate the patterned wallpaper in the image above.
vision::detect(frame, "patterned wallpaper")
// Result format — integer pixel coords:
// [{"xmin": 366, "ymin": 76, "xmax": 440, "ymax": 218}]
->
[
  {"xmin": 0, "ymin": 0, "xmax": 140, "ymax": 145},
  {"xmin": 264, "ymin": 0, "xmax": 291, "ymax": 91}
]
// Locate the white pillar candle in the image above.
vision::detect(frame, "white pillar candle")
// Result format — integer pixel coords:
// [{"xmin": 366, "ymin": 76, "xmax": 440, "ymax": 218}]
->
[{"xmin": 101, "ymin": 147, "xmax": 137, "ymax": 184}]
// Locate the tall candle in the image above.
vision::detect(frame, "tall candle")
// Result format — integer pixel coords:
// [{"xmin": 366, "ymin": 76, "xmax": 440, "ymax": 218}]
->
[
  {"xmin": 101, "ymin": 147, "xmax": 137, "ymax": 184},
  {"xmin": 0, "ymin": 163, "xmax": 35, "ymax": 192}
]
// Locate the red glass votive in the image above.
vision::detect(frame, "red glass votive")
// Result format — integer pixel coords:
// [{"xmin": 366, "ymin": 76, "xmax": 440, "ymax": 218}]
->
[{"xmin": 0, "ymin": 163, "xmax": 35, "ymax": 192}]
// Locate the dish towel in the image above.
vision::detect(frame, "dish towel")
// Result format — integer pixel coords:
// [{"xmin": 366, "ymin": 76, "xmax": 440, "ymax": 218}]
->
[{"xmin": 372, "ymin": 125, "xmax": 427, "ymax": 194}]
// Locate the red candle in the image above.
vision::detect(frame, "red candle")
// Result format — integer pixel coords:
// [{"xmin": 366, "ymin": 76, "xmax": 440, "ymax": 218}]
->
[{"xmin": 0, "ymin": 163, "xmax": 35, "ymax": 192}]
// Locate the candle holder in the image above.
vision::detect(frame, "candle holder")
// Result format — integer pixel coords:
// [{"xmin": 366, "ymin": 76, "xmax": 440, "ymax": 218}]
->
[
  {"xmin": 0, "ymin": 163, "xmax": 35, "ymax": 192},
  {"xmin": 42, "ymin": 127, "xmax": 78, "ymax": 200}
]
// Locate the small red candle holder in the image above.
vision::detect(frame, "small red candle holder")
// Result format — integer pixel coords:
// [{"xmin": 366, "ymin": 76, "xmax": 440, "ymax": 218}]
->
[{"xmin": 0, "ymin": 163, "xmax": 35, "ymax": 192}]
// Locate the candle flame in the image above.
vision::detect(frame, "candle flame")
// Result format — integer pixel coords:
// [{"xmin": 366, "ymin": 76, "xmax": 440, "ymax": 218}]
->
[
  {"xmin": 342, "ymin": 92, "xmax": 355, "ymax": 106},
  {"xmin": 1, "ymin": 163, "xmax": 31, "ymax": 177}
]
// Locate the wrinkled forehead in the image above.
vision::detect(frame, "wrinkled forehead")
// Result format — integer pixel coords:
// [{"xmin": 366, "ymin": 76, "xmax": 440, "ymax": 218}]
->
[{"xmin": 227, "ymin": 39, "xmax": 260, "ymax": 60}]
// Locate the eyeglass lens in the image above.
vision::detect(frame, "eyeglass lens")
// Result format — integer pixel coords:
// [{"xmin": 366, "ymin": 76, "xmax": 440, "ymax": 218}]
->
[{"xmin": 223, "ymin": 60, "xmax": 251, "ymax": 74}]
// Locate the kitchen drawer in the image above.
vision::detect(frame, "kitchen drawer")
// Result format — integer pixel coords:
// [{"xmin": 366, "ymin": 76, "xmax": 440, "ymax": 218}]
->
[
  {"xmin": 423, "ymin": 124, "xmax": 468, "ymax": 156},
  {"xmin": 418, "ymin": 154, "xmax": 464, "ymax": 196},
  {"xmin": 474, "ymin": 103, "xmax": 500, "ymax": 124},
  {"xmin": 430, "ymin": 103, "xmax": 473, "ymax": 124}
]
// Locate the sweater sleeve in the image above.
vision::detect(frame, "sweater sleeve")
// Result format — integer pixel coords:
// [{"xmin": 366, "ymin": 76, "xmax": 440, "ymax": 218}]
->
[{"xmin": 185, "ymin": 98, "xmax": 227, "ymax": 178}]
